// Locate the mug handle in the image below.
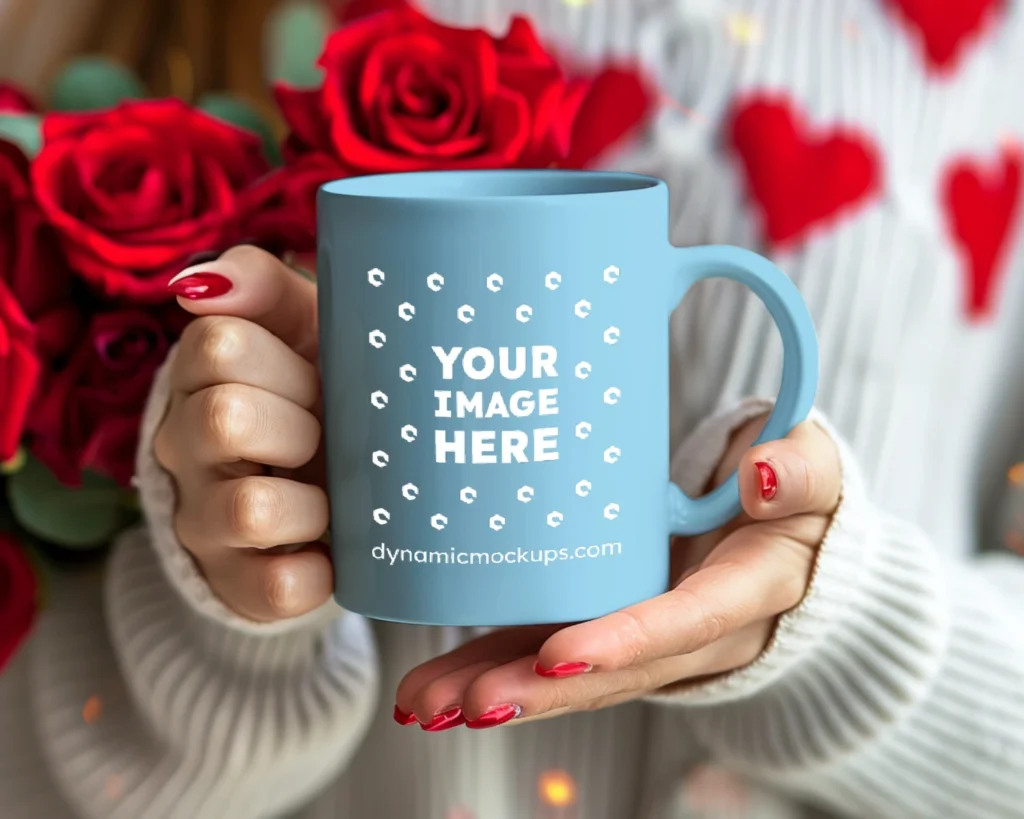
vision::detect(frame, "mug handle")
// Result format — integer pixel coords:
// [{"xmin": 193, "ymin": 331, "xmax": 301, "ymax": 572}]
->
[{"xmin": 667, "ymin": 245, "xmax": 819, "ymax": 536}]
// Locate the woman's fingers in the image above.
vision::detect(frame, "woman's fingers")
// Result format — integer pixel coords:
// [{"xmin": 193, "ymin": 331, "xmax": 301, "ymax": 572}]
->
[
  {"xmin": 171, "ymin": 316, "xmax": 320, "ymax": 409},
  {"xmin": 174, "ymin": 383, "xmax": 321, "ymax": 470},
  {"xmin": 739, "ymin": 420, "xmax": 842, "ymax": 521},
  {"xmin": 400, "ymin": 528, "xmax": 817, "ymax": 721},
  {"xmin": 395, "ymin": 625, "xmax": 557, "ymax": 713},
  {"xmin": 176, "ymin": 476, "xmax": 329, "ymax": 553},
  {"xmin": 535, "ymin": 526, "xmax": 814, "ymax": 674},
  {"xmin": 154, "ymin": 245, "xmax": 331, "ymax": 624},
  {"xmin": 396, "ymin": 419, "xmax": 841, "ymax": 725},
  {"xmin": 407, "ymin": 623, "xmax": 770, "ymax": 729},
  {"xmin": 169, "ymin": 245, "xmax": 320, "ymax": 360},
  {"xmin": 201, "ymin": 544, "xmax": 335, "ymax": 623},
  {"xmin": 408, "ymin": 660, "xmax": 505, "ymax": 728}
]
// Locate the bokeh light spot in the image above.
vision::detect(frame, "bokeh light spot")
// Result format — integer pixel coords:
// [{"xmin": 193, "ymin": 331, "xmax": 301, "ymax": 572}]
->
[
  {"xmin": 82, "ymin": 695, "xmax": 103, "ymax": 725},
  {"xmin": 1008, "ymin": 462, "xmax": 1024, "ymax": 485},
  {"xmin": 539, "ymin": 769, "xmax": 578, "ymax": 807},
  {"xmin": 726, "ymin": 13, "xmax": 763, "ymax": 44}
]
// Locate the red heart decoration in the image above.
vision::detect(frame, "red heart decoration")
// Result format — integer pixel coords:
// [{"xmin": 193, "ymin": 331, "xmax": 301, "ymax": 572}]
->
[
  {"xmin": 729, "ymin": 95, "xmax": 882, "ymax": 248},
  {"xmin": 885, "ymin": 0, "xmax": 1005, "ymax": 73},
  {"xmin": 942, "ymin": 143, "xmax": 1022, "ymax": 321}
]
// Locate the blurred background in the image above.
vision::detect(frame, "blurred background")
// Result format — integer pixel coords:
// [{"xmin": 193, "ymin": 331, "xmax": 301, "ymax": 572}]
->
[{"xmin": 0, "ymin": 0, "xmax": 337, "ymax": 136}]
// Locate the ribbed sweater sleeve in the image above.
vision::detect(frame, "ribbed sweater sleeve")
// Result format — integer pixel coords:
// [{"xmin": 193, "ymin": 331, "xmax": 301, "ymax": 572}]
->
[
  {"xmin": 38, "ymin": 348, "xmax": 381, "ymax": 819},
  {"xmin": 654, "ymin": 398, "xmax": 1024, "ymax": 819}
]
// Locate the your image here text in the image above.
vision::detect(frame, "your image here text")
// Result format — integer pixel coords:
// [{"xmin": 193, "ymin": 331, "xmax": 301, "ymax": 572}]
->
[{"xmin": 431, "ymin": 345, "xmax": 563, "ymax": 464}]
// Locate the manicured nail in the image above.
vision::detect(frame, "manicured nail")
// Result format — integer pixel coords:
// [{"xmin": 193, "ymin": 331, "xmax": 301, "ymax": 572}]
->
[
  {"xmin": 420, "ymin": 706, "xmax": 465, "ymax": 732},
  {"xmin": 393, "ymin": 705, "xmax": 417, "ymax": 726},
  {"xmin": 466, "ymin": 704, "xmax": 521, "ymax": 729},
  {"xmin": 534, "ymin": 661, "xmax": 592, "ymax": 678},
  {"xmin": 755, "ymin": 461, "xmax": 778, "ymax": 501},
  {"xmin": 167, "ymin": 269, "xmax": 233, "ymax": 300}
]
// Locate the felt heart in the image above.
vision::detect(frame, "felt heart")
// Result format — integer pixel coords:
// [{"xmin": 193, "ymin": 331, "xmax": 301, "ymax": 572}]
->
[
  {"xmin": 885, "ymin": 0, "xmax": 1005, "ymax": 73},
  {"xmin": 729, "ymin": 96, "xmax": 882, "ymax": 247},
  {"xmin": 942, "ymin": 144, "xmax": 1022, "ymax": 320}
]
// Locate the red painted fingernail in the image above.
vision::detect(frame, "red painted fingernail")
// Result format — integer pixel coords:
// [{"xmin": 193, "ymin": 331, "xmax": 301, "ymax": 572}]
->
[
  {"xmin": 393, "ymin": 705, "xmax": 417, "ymax": 726},
  {"xmin": 534, "ymin": 661, "xmax": 592, "ymax": 678},
  {"xmin": 420, "ymin": 707, "xmax": 465, "ymax": 732},
  {"xmin": 466, "ymin": 704, "xmax": 521, "ymax": 730},
  {"xmin": 755, "ymin": 461, "xmax": 778, "ymax": 501},
  {"xmin": 167, "ymin": 272, "xmax": 233, "ymax": 300}
]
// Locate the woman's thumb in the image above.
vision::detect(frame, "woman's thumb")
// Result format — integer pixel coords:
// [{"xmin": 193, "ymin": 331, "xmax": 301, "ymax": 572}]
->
[{"xmin": 168, "ymin": 245, "xmax": 319, "ymax": 360}]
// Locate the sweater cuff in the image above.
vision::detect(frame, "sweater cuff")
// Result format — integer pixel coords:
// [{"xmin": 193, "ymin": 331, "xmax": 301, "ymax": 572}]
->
[
  {"xmin": 134, "ymin": 345, "xmax": 343, "ymax": 636},
  {"xmin": 656, "ymin": 398, "xmax": 944, "ymax": 712}
]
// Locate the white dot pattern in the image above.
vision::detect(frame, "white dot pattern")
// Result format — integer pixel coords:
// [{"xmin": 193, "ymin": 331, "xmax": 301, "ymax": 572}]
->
[{"xmin": 367, "ymin": 265, "xmax": 623, "ymax": 532}]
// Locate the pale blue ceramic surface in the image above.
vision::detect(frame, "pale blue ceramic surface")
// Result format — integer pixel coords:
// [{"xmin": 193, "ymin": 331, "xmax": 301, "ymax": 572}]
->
[{"xmin": 318, "ymin": 170, "xmax": 817, "ymax": 626}]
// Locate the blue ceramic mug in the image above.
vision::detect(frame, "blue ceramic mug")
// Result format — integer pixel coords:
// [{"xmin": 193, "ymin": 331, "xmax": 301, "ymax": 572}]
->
[{"xmin": 317, "ymin": 170, "xmax": 817, "ymax": 627}]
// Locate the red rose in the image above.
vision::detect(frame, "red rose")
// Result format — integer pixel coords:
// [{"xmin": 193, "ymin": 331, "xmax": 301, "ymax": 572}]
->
[
  {"xmin": 0, "ymin": 83, "xmax": 37, "ymax": 113},
  {"xmin": 28, "ymin": 306, "xmax": 187, "ymax": 486},
  {"xmin": 0, "ymin": 278, "xmax": 40, "ymax": 462},
  {"xmin": 0, "ymin": 533, "xmax": 37, "ymax": 674},
  {"xmin": 272, "ymin": 2, "xmax": 652, "ymax": 250},
  {"xmin": 0, "ymin": 138, "xmax": 78, "ymax": 362},
  {"xmin": 277, "ymin": 4, "xmax": 651, "ymax": 173},
  {"xmin": 32, "ymin": 100, "xmax": 271, "ymax": 303}
]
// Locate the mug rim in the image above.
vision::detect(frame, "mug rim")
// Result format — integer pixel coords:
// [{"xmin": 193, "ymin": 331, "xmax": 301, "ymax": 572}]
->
[{"xmin": 319, "ymin": 169, "xmax": 664, "ymax": 202}]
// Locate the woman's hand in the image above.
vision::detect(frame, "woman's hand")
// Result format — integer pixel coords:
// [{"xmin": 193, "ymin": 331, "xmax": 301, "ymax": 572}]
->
[
  {"xmin": 395, "ymin": 418, "xmax": 842, "ymax": 730},
  {"xmin": 154, "ymin": 246, "xmax": 334, "ymax": 622}
]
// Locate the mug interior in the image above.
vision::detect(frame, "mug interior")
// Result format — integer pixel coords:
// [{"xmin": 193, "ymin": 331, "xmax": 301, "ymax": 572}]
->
[{"xmin": 320, "ymin": 169, "xmax": 660, "ymax": 200}]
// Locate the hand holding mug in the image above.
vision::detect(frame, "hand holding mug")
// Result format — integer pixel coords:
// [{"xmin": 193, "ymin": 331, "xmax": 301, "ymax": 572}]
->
[
  {"xmin": 155, "ymin": 246, "xmax": 334, "ymax": 622},
  {"xmin": 157, "ymin": 170, "xmax": 819, "ymax": 636},
  {"xmin": 395, "ymin": 414, "xmax": 841, "ymax": 730}
]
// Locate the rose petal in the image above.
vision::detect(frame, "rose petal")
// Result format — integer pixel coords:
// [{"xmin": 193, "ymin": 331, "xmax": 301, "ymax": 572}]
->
[
  {"xmin": 560, "ymin": 66, "xmax": 655, "ymax": 169},
  {"xmin": 0, "ymin": 533, "xmax": 38, "ymax": 675},
  {"xmin": 32, "ymin": 305, "xmax": 81, "ymax": 364},
  {"xmin": 275, "ymin": 86, "xmax": 334, "ymax": 158},
  {"xmin": 0, "ymin": 83, "xmax": 37, "ymax": 114},
  {"xmin": 0, "ymin": 142, "xmax": 72, "ymax": 324},
  {"xmin": 0, "ymin": 340, "xmax": 41, "ymax": 459},
  {"xmin": 0, "ymin": 281, "xmax": 39, "ymax": 460},
  {"xmin": 0, "ymin": 140, "xmax": 31, "ymax": 199},
  {"xmin": 481, "ymin": 88, "xmax": 532, "ymax": 167},
  {"xmin": 393, "ymin": 63, "xmax": 439, "ymax": 116},
  {"xmin": 376, "ymin": 73, "xmax": 484, "ymax": 157},
  {"xmin": 495, "ymin": 15, "xmax": 556, "ymax": 66}
]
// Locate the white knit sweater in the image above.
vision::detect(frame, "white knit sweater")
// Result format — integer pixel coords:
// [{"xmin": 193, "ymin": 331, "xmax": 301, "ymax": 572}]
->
[{"xmin": 3, "ymin": 1, "xmax": 1024, "ymax": 818}]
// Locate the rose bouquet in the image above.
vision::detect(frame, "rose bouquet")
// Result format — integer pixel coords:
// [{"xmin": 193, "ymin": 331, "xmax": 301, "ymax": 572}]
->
[{"xmin": 0, "ymin": 0, "xmax": 653, "ymax": 671}]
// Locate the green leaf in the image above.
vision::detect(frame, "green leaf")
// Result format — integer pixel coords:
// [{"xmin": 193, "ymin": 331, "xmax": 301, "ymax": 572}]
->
[
  {"xmin": 49, "ymin": 57, "xmax": 147, "ymax": 112},
  {"xmin": 266, "ymin": 0, "xmax": 332, "ymax": 88},
  {"xmin": 198, "ymin": 94, "xmax": 282, "ymax": 166},
  {"xmin": 7, "ymin": 456, "xmax": 138, "ymax": 549},
  {"xmin": 0, "ymin": 114, "xmax": 42, "ymax": 157}
]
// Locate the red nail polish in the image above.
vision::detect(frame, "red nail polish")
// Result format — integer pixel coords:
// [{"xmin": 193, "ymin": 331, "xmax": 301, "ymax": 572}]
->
[
  {"xmin": 420, "ymin": 707, "xmax": 465, "ymax": 732},
  {"xmin": 755, "ymin": 461, "xmax": 778, "ymax": 501},
  {"xmin": 466, "ymin": 704, "xmax": 521, "ymax": 729},
  {"xmin": 167, "ymin": 272, "xmax": 233, "ymax": 300},
  {"xmin": 534, "ymin": 661, "xmax": 592, "ymax": 678},
  {"xmin": 393, "ymin": 705, "xmax": 417, "ymax": 726}
]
